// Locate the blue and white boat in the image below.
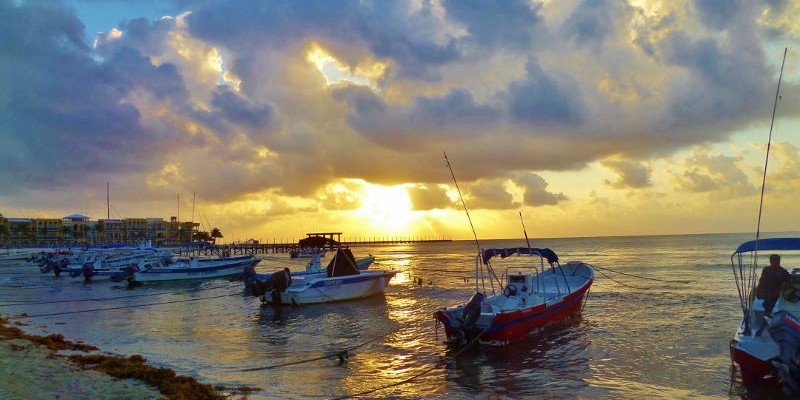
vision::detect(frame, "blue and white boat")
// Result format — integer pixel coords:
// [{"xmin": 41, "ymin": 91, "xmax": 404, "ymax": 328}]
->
[
  {"xmin": 250, "ymin": 248, "xmax": 394, "ymax": 305},
  {"xmin": 126, "ymin": 254, "xmax": 260, "ymax": 283}
]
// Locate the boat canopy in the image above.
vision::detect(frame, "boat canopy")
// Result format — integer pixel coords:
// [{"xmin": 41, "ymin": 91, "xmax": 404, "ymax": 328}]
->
[
  {"xmin": 482, "ymin": 247, "xmax": 559, "ymax": 265},
  {"xmin": 327, "ymin": 249, "xmax": 360, "ymax": 277},
  {"xmin": 298, "ymin": 236, "xmax": 339, "ymax": 248},
  {"xmin": 734, "ymin": 238, "xmax": 800, "ymax": 254}
]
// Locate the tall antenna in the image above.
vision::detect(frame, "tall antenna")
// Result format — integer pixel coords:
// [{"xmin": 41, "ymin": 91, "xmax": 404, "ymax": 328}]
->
[
  {"xmin": 519, "ymin": 211, "xmax": 531, "ymax": 249},
  {"xmin": 106, "ymin": 182, "xmax": 110, "ymax": 219},
  {"xmin": 443, "ymin": 152, "xmax": 480, "ymax": 251},
  {"xmin": 755, "ymin": 47, "xmax": 787, "ymax": 244}
]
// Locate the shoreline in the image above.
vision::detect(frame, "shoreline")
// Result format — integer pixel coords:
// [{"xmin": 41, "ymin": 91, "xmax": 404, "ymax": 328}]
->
[{"xmin": 0, "ymin": 317, "xmax": 259, "ymax": 399}]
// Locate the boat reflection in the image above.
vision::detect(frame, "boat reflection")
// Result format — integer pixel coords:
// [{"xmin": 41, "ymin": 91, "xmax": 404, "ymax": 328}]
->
[{"xmin": 443, "ymin": 316, "xmax": 591, "ymax": 396}]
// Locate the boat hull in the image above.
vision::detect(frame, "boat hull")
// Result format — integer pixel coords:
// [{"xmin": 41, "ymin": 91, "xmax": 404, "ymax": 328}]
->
[
  {"xmin": 269, "ymin": 270, "xmax": 396, "ymax": 305},
  {"xmin": 730, "ymin": 341, "xmax": 779, "ymax": 386},
  {"xmin": 133, "ymin": 258, "xmax": 259, "ymax": 282},
  {"xmin": 436, "ymin": 279, "xmax": 592, "ymax": 345}
]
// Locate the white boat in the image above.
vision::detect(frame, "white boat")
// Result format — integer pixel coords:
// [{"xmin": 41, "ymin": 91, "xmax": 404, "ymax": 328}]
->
[
  {"xmin": 434, "ymin": 154, "xmax": 594, "ymax": 346},
  {"xmin": 126, "ymin": 255, "xmax": 260, "ymax": 283},
  {"xmin": 435, "ymin": 247, "xmax": 594, "ymax": 346},
  {"xmin": 728, "ymin": 47, "xmax": 800, "ymax": 394},
  {"xmin": 730, "ymin": 238, "xmax": 800, "ymax": 393},
  {"xmin": 250, "ymin": 248, "xmax": 394, "ymax": 305}
]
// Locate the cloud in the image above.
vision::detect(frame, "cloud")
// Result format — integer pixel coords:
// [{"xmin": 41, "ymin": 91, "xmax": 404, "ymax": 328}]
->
[
  {"xmin": 514, "ymin": 173, "xmax": 568, "ymax": 206},
  {"xmin": 601, "ymin": 159, "xmax": 652, "ymax": 189},
  {"xmin": 670, "ymin": 148, "xmax": 753, "ymax": 197},
  {"xmin": 466, "ymin": 179, "xmax": 519, "ymax": 210},
  {"xmin": 2, "ymin": 0, "xmax": 800, "ymax": 241},
  {"xmin": 407, "ymin": 184, "xmax": 453, "ymax": 210}
]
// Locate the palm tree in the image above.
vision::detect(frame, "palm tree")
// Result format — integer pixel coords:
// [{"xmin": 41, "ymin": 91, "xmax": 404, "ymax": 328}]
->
[{"xmin": 210, "ymin": 228, "xmax": 223, "ymax": 245}]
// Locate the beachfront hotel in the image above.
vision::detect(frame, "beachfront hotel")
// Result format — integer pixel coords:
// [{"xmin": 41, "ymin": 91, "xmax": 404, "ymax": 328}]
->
[{"xmin": 0, "ymin": 213, "xmax": 199, "ymax": 246}]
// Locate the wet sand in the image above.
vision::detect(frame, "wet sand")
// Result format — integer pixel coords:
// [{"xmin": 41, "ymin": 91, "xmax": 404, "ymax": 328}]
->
[
  {"xmin": 0, "ymin": 317, "xmax": 244, "ymax": 399},
  {"xmin": 0, "ymin": 338, "xmax": 161, "ymax": 399}
]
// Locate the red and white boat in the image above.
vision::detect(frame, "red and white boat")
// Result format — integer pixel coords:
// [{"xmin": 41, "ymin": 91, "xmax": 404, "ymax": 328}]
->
[
  {"xmin": 434, "ymin": 247, "xmax": 594, "ymax": 346},
  {"xmin": 729, "ymin": 238, "xmax": 800, "ymax": 393}
]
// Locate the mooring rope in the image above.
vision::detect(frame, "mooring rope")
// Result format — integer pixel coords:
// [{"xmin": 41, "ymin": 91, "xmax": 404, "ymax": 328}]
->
[
  {"xmin": 3, "ymin": 291, "xmax": 242, "ymax": 319},
  {"xmin": 587, "ymin": 263, "xmax": 690, "ymax": 284},
  {"xmin": 0, "ymin": 281, "xmax": 236, "ymax": 307}
]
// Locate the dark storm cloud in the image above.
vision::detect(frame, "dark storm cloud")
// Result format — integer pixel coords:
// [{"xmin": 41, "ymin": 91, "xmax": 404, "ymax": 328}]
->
[
  {"xmin": 211, "ymin": 89, "xmax": 274, "ymax": 129},
  {"xmin": 694, "ymin": 0, "xmax": 743, "ymax": 30},
  {"xmin": 336, "ymin": 86, "xmax": 501, "ymax": 149},
  {"xmin": 0, "ymin": 1, "xmax": 210, "ymax": 200},
  {"xmin": 187, "ymin": 0, "xmax": 461, "ymax": 81},
  {"xmin": 562, "ymin": 0, "xmax": 626, "ymax": 45},
  {"xmin": 441, "ymin": 0, "xmax": 542, "ymax": 48},
  {"xmin": 505, "ymin": 61, "xmax": 584, "ymax": 126}
]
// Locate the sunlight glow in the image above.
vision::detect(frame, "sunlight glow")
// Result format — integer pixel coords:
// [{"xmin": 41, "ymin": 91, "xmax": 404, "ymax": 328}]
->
[
  {"xmin": 354, "ymin": 183, "xmax": 415, "ymax": 233},
  {"xmin": 305, "ymin": 42, "xmax": 386, "ymax": 89}
]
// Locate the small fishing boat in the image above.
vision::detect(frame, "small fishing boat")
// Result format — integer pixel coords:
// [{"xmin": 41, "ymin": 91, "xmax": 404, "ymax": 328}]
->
[
  {"xmin": 250, "ymin": 248, "xmax": 394, "ymax": 305},
  {"xmin": 434, "ymin": 152, "xmax": 594, "ymax": 346},
  {"xmin": 434, "ymin": 247, "xmax": 594, "ymax": 346},
  {"xmin": 728, "ymin": 48, "xmax": 800, "ymax": 395},
  {"xmin": 730, "ymin": 238, "xmax": 800, "ymax": 394},
  {"xmin": 123, "ymin": 255, "xmax": 260, "ymax": 283}
]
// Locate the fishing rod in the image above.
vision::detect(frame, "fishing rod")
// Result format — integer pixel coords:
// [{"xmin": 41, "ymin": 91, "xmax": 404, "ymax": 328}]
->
[
  {"xmin": 746, "ymin": 47, "xmax": 788, "ymax": 318},
  {"xmin": 443, "ymin": 152, "xmax": 486, "ymax": 294},
  {"xmin": 519, "ymin": 211, "xmax": 531, "ymax": 249}
]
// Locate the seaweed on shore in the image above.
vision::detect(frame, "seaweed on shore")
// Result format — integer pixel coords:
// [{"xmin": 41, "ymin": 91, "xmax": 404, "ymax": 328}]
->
[
  {"xmin": 68, "ymin": 353, "xmax": 227, "ymax": 400},
  {"xmin": 0, "ymin": 317, "xmax": 97, "ymax": 352},
  {"xmin": 0, "ymin": 317, "xmax": 262, "ymax": 399}
]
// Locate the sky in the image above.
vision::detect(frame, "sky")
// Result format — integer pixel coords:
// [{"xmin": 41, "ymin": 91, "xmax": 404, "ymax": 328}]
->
[{"xmin": 1, "ymin": 0, "xmax": 800, "ymax": 243}]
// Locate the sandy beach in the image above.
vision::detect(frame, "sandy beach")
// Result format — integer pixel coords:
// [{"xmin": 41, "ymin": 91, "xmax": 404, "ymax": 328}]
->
[
  {"xmin": 0, "ymin": 338, "xmax": 161, "ymax": 399},
  {"xmin": 0, "ymin": 317, "xmax": 248, "ymax": 399}
]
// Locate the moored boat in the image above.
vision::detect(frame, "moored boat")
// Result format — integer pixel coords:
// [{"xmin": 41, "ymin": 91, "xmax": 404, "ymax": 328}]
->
[
  {"xmin": 434, "ymin": 247, "xmax": 594, "ymax": 346},
  {"xmin": 729, "ymin": 238, "xmax": 800, "ymax": 393},
  {"xmin": 124, "ymin": 254, "xmax": 260, "ymax": 283},
  {"xmin": 250, "ymin": 248, "xmax": 394, "ymax": 305}
]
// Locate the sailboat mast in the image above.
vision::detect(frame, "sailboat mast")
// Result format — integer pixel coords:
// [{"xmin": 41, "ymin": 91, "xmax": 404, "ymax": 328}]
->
[{"xmin": 106, "ymin": 182, "xmax": 110, "ymax": 219}]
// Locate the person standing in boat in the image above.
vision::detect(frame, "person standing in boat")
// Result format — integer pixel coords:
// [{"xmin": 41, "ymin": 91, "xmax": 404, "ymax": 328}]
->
[{"xmin": 756, "ymin": 254, "xmax": 792, "ymax": 317}]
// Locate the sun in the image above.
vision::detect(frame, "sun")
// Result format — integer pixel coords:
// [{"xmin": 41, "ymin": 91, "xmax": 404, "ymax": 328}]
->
[{"xmin": 355, "ymin": 183, "xmax": 415, "ymax": 234}]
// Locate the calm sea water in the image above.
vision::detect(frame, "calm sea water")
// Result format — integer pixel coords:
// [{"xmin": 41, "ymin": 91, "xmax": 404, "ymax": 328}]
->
[{"xmin": 0, "ymin": 232, "xmax": 791, "ymax": 399}]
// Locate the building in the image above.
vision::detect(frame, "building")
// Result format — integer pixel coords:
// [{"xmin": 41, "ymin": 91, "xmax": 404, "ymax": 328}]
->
[{"xmin": 2, "ymin": 214, "xmax": 201, "ymax": 245}]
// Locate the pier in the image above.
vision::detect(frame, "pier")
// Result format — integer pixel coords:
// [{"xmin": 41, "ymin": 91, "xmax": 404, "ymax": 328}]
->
[{"xmin": 176, "ymin": 236, "xmax": 452, "ymax": 257}]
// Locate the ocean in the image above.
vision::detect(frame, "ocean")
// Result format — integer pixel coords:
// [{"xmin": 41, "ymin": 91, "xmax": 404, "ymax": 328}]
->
[{"xmin": 0, "ymin": 232, "xmax": 789, "ymax": 399}]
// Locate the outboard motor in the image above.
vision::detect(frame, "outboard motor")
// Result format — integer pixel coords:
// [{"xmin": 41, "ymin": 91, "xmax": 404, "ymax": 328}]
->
[
  {"xmin": 82, "ymin": 263, "xmax": 95, "ymax": 282},
  {"xmin": 769, "ymin": 310, "xmax": 800, "ymax": 396},
  {"xmin": 456, "ymin": 292, "xmax": 484, "ymax": 345},
  {"xmin": 242, "ymin": 264, "xmax": 256, "ymax": 286},
  {"xmin": 251, "ymin": 268, "xmax": 292, "ymax": 305}
]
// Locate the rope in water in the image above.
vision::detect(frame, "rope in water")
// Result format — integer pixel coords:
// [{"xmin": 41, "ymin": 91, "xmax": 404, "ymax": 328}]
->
[
  {"xmin": 0, "ymin": 281, "xmax": 237, "ymax": 307},
  {"xmin": 586, "ymin": 263, "xmax": 689, "ymax": 284},
  {"xmin": 237, "ymin": 328, "xmax": 397, "ymax": 372},
  {"xmin": 3, "ymin": 291, "xmax": 242, "ymax": 319}
]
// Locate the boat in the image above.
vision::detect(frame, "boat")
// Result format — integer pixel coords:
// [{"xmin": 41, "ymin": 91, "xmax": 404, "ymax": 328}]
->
[
  {"xmin": 290, "ymin": 248, "xmax": 326, "ymax": 259},
  {"xmin": 290, "ymin": 235, "xmax": 336, "ymax": 258},
  {"xmin": 434, "ymin": 247, "xmax": 594, "ymax": 346},
  {"xmin": 433, "ymin": 153, "xmax": 593, "ymax": 346},
  {"xmin": 728, "ymin": 47, "xmax": 800, "ymax": 394},
  {"xmin": 122, "ymin": 254, "xmax": 260, "ymax": 283},
  {"xmin": 730, "ymin": 238, "xmax": 800, "ymax": 392},
  {"xmin": 249, "ymin": 248, "xmax": 394, "ymax": 305}
]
